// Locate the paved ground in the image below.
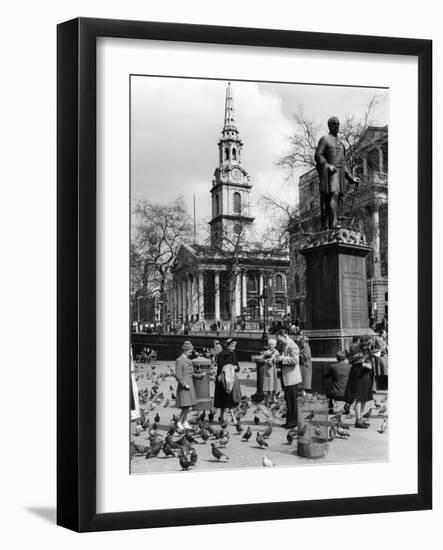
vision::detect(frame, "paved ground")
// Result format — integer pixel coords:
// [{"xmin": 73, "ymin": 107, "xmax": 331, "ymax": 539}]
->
[{"xmin": 131, "ymin": 361, "xmax": 388, "ymax": 474}]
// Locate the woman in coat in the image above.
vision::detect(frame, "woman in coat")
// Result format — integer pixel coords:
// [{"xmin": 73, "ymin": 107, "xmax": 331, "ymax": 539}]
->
[
  {"xmin": 174, "ymin": 341, "xmax": 204, "ymax": 430},
  {"xmin": 259, "ymin": 338, "xmax": 282, "ymax": 405},
  {"xmin": 345, "ymin": 336, "xmax": 374, "ymax": 428},
  {"xmin": 213, "ymin": 338, "xmax": 242, "ymax": 423},
  {"xmin": 296, "ymin": 331, "xmax": 312, "ymax": 394}
]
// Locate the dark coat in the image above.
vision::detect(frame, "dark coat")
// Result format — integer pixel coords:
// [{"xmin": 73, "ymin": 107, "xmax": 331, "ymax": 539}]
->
[
  {"xmin": 296, "ymin": 336, "xmax": 312, "ymax": 390},
  {"xmin": 324, "ymin": 360, "xmax": 351, "ymax": 398},
  {"xmin": 345, "ymin": 352, "xmax": 374, "ymax": 403},
  {"xmin": 213, "ymin": 350, "xmax": 242, "ymax": 409}
]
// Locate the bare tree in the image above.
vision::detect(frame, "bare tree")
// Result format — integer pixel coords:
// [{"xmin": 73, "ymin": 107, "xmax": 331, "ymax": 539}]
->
[
  {"xmin": 132, "ymin": 197, "xmax": 193, "ymax": 322},
  {"xmin": 257, "ymin": 194, "xmax": 299, "ymax": 249},
  {"xmin": 277, "ymin": 95, "xmax": 387, "ymax": 175}
]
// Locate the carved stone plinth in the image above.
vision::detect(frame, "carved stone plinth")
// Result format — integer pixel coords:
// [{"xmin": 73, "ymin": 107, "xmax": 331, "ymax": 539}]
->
[{"xmin": 300, "ymin": 228, "xmax": 373, "ymax": 359}]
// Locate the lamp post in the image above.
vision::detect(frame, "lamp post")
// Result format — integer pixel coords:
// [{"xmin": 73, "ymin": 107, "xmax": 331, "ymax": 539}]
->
[{"xmin": 260, "ymin": 286, "xmax": 268, "ymax": 346}]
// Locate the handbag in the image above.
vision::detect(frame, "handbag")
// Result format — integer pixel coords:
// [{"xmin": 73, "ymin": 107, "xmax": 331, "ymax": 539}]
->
[{"xmin": 221, "ymin": 364, "xmax": 236, "ymax": 393}]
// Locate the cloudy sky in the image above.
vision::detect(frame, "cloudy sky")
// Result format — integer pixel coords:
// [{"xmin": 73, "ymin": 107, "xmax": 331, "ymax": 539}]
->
[{"xmin": 131, "ymin": 76, "xmax": 388, "ymax": 234}]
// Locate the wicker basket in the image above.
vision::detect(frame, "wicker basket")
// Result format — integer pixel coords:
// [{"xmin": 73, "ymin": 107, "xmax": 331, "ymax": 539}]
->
[
  {"xmin": 297, "ymin": 394, "xmax": 329, "ymax": 459},
  {"xmin": 297, "ymin": 438, "xmax": 329, "ymax": 458}
]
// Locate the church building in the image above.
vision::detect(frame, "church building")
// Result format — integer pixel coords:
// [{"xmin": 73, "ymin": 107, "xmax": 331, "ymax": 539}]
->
[{"xmin": 168, "ymin": 83, "xmax": 289, "ymax": 329}]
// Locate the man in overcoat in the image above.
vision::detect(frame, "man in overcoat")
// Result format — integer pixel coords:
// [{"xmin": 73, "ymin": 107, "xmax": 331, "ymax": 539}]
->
[
  {"xmin": 276, "ymin": 329, "xmax": 302, "ymax": 429},
  {"xmin": 314, "ymin": 116, "xmax": 360, "ymax": 230}
]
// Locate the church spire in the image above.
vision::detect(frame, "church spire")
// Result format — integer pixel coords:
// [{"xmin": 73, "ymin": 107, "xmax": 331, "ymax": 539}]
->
[{"xmin": 223, "ymin": 82, "xmax": 238, "ymax": 135}]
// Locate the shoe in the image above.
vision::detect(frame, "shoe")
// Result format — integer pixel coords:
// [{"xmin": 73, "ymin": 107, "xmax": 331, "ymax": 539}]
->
[
  {"xmin": 177, "ymin": 421, "xmax": 184, "ymax": 431},
  {"xmin": 362, "ymin": 419, "xmax": 371, "ymax": 426},
  {"xmin": 355, "ymin": 419, "xmax": 369, "ymax": 429},
  {"xmin": 183, "ymin": 421, "xmax": 192, "ymax": 430}
]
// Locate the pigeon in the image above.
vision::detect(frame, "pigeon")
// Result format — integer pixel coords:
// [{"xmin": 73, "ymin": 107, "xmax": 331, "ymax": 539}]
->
[
  {"xmin": 211, "ymin": 443, "xmax": 229, "ymax": 461},
  {"xmin": 379, "ymin": 419, "xmax": 388, "ymax": 433},
  {"xmin": 141, "ymin": 415, "xmax": 150, "ymax": 430},
  {"xmin": 254, "ymin": 415, "xmax": 260, "ymax": 425},
  {"xmin": 154, "ymin": 413, "xmax": 160, "ymax": 423},
  {"xmin": 330, "ymin": 412, "xmax": 343, "ymax": 422},
  {"xmin": 378, "ymin": 404, "xmax": 388, "ymax": 416},
  {"xmin": 208, "ymin": 410, "xmax": 215, "ymax": 423},
  {"xmin": 256, "ymin": 432, "xmax": 269, "ymax": 448},
  {"xmin": 171, "ymin": 392, "xmax": 176, "ymax": 400},
  {"xmin": 200, "ymin": 429, "xmax": 210, "ymax": 443},
  {"xmin": 198, "ymin": 410, "xmax": 206, "ymax": 422},
  {"xmin": 241, "ymin": 426, "xmax": 252, "ymax": 441},
  {"xmin": 145, "ymin": 440, "xmax": 163, "ymax": 459},
  {"xmin": 189, "ymin": 448, "xmax": 198, "ymax": 466},
  {"xmin": 262, "ymin": 456, "xmax": 275, "ymax": 467},
  {"xmin": 304, "ymin": 410, "xmax": 315, "ymax": 421},
  {"xmin": 286, "ymin": 431, "xmax": 294, "ymax": 444},
  {"xmin": 162, "ymin": 442, "xmax": 175, "ymax": 458},
  {"xmin": 185, "ymin": 433, "xmax": 199, "ymax": 445},
  {"xmin": 164, "ymin": 399, "xmax": 170, "ymax": 407},
  {"xmin": 336, "ymin": 426, "xmax": 350, "ymax": 438},
  {"xmin": 235, "ymin": 420, "xmax": 243, "ymax": 434},
  {"xmin": 262, "ymin": 423, "xmax": 273, "ymax": 439},
  {"xmin": 135, "ymin": 424, "xmax": 143, "ymax": 436},
  {"xmin": 328, "ymin": 425, "xmax": 336, "ymax": 441},
  {"xmin": 298, "ymin": 424, "xmax": 308, "ymax": 437},
  {"xmin": 178, "ymin": 452, "xmax": 192, "ymax": 470},
  {"xmin": 218, "ymin": 433, "xmax": 230, "ymax": 447}
]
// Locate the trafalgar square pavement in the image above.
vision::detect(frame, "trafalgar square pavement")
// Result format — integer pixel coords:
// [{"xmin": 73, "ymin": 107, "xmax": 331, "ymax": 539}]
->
[{"xmin": 131, "ymin": 360, "xmax": 388, "ymax": 474}]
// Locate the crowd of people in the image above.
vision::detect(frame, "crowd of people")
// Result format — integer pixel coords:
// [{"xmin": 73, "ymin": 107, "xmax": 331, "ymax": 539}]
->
[{"xmin": 171, "ymin": 327, "xmax": 388, "ymax": 431}]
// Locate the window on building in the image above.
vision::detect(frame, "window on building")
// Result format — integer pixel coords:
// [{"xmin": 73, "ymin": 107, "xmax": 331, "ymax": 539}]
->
[
  {"xmin": 295, "ymin": 301, "xmax": 301, "ymax": 320},
  {"xmin": 275, "ymin": 274, "xmax": 283, "ymax": 291},
  {"xmin": 247, "ymin": 275, "xmax": 257, "ymax": 292},
  {"xmin": 295, "ymin": 274, "xmax": 300, "ymax": 293},
  {"xmin": 215, "ymin": 194, "xmax": 219, "ymax": 215},
  {"xmin": 225, "ymin": 148, "xmax": 230, "ymax": 160},
  {"xmin": 232, "ymin": 148, "xmax": 237, "ymax": 160},
  {"xmin": 233, "ymin": 223, "xmax": 242, "ymax": 236},
  {"xmin": 233, "ymin": 192, "xmax": 241, "ymax": 214}
]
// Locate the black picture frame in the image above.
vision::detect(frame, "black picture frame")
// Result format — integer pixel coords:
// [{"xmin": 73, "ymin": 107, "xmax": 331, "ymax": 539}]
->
[{"xmin": 57, "ymin": 17, "xmax": 432, "ymax": 532}]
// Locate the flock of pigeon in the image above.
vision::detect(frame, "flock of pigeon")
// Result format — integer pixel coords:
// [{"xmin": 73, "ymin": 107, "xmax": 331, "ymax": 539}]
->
[{"xmin": 132, "ymin": 362, "xmax": 388, "ymax": 471}]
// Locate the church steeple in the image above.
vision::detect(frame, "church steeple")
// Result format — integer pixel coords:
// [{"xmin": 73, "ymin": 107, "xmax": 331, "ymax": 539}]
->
[
  {"xmin": 223, "ymin": 82, "xmax": 238, "ymax": 135},
  {"xmin": 210, "ymin": 82, "xmax": 255, "ymax": 247}
]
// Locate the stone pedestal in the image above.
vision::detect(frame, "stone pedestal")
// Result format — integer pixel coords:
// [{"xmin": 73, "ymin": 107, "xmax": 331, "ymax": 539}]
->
[{"xmin": 300, "ymin": 228, "xmax": 373, "ymax": 359}]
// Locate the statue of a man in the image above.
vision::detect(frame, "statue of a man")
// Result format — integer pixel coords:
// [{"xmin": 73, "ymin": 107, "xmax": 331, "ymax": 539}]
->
[{"xmin": 314, "ymin": 116, "xmax": 359, "ymax": 230}]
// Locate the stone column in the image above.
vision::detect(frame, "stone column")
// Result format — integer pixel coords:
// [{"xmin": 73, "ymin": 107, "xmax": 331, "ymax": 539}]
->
[
  {"xmin": 235, "ymin": 272, "xmax": 241, "ymax": 316},
  {"xmin": 372, "ymin": 206, "xmax": 381, "ymax": 278},
  {"xmin": 242, "ymin": 271, "xmax": 247, "ymax": 312},
  {"xmin": 214, "ymin": 271, "xmax": 220, "ymax": 321},
  {"xmin": 259, "ymin": 272, "xmax": 264, "ymax": 317},
  {"xmin": 267, "ymin": 273, "xmax": 273, "ymax": 317},
  {"xmin": 198, "ymin": 271, "xmax": 204, "ymax": 320},
  {"xmin": 181, "ymin": 279, "xmax": 187, "ymax": 320},
  {"xmin": 363, "ymin": 157, "xmax": 368, "ymax": 177},
  {"xmin": 378, "ymin": 146, "xmax": 384, "ymax": 173},
  {"xmin": 187, "ymin": 275, "xmax": 193, "ymax": 320}
]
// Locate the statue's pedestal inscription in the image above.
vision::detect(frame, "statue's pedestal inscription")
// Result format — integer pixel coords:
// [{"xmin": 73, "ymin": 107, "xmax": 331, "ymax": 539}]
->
[{"xmin": 300, "ymin": 228, "xmax": 373, "ymax": 360}]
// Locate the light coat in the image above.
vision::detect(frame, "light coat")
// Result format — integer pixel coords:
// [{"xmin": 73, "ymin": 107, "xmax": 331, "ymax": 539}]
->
[
  {"xmin": 279, "ymin": 338, "xmax": 302, "ymax": 387},
  {"xmin": 175, "ymin": 354, "xmax": 200, "ymax": 408}
]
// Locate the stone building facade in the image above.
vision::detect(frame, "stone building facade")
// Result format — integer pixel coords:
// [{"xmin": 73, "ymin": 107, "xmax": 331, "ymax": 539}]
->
[
  {"xmin": 289, "ymin": 125, "xmax": 388, "ymax": 327},
  {"xmin": 168, "ymin": 83, "xmax": 289, "ymax": 329}
]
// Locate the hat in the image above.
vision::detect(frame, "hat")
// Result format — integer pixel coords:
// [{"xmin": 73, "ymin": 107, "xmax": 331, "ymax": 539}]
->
[
  {"xmin": 181, "ymin": 341, "xmax": 194, "ymax": 352},
  {"xmin": 226, "ymin": 338, "xmax": 237, "ymax": 346}
]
